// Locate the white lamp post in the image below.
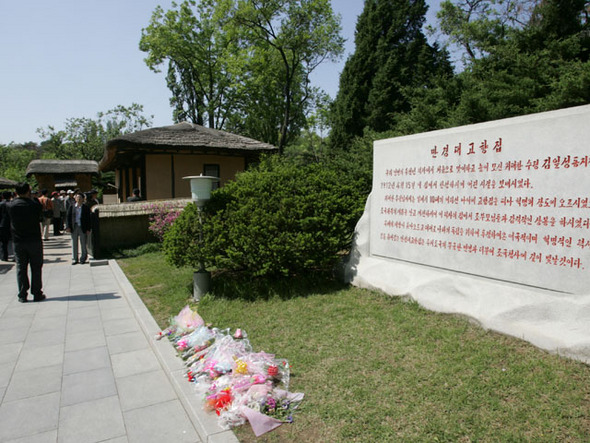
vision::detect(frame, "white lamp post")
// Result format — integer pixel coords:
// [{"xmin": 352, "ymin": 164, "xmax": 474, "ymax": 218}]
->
[{"xmin": 183, "ymin": 174, "xmax": 219, "ymax": 300}]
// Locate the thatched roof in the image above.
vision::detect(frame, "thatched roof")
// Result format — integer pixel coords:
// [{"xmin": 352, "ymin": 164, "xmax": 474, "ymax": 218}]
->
[
  {"xmin": 0, "ymin": 177, "xmax": 18, "ymax": 189},
  {"xmin": 26, "ymin": 159, "xmax": 99, "ymax": 177},
  {"xmin": 99, "ymin": 122, "xmax": 277, "ymax": 171}
]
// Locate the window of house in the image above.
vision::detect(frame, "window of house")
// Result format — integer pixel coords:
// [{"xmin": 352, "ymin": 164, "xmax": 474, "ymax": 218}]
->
[{"xmin": 204, "ymin": 164, "xmax": 220, "ymax": 190}]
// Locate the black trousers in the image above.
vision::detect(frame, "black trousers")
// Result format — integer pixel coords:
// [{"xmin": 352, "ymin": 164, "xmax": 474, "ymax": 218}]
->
[
  {"xmin": 0, "ymin": 228, "xmax": 9, "ymax": 260},
  {"xmin": 52, "ymin": 217, "xmax": 62, "ymax": 235},
  {"xmin": 14, "ymin": 240, "xmax": 43, "ymax": 299}
]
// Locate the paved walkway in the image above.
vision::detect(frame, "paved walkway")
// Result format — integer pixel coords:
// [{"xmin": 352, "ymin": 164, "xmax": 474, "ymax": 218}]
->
[{"xmin": 0, "ymin": 235, "xmax": 238, "ymax": 443}]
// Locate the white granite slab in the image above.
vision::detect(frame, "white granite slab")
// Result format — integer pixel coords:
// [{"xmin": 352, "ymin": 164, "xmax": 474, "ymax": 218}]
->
[{"xmin": 346, "ymin": 105, "xmax": 590, "ymax": 364}]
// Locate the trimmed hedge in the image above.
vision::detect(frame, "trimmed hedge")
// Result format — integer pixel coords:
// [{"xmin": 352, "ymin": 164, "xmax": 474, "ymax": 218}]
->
[{"xmin": 163, "ymin": 155, "xmax": 368, "ymax": 277}]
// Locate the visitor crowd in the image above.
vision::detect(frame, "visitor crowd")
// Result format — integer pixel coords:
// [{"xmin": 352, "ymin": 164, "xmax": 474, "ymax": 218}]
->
[{"xmin": 0, "ymin": 185, "xmax": 100, "ymax": 302}]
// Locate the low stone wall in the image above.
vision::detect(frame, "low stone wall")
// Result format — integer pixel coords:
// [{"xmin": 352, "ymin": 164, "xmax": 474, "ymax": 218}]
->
[{"xmin": 96, "ymin": 199, "xmax": 191, "ymax": 255}]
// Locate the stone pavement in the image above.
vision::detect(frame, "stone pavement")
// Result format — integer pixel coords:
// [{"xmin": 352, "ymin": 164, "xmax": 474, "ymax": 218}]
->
[{"xmin": 0, "ymin": 235, "xmax": 238, "ymax": 443}]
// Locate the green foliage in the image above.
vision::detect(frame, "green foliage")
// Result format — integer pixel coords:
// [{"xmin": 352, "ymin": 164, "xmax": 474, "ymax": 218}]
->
[
  {"xmin": 434, "ymin": 0, "xmax": 527, "ymax": 64},
  {"xmin": 224, "ymin": 46, "xmax": 299, "ymax": 147},
  {"xmin": 330, "ymin": 0, "xmax": 452, "ymax": 149},
  {"xmin": 162, "ymin": 202, "xmax": 204, "ymax": 268},
  {"xmin": 224, "ymin": 0, "xmax": 344, "ymax": 151},
  {"xmin": 122, "ymin": 242, "xmax": 162, "ymax": 257},
  {"xmin": 283, "ymin": 91, "xmax": 332, "ymax": 160},
  {"xmin": 140, "ymin": 1, "xmax": 241, "ymax": 127},
  {"xmin": 37, "ymin": 103, "xmax": 152, "ymax": 162},
  {"xmin": 392, "ymin": 74, "xmax": 464, "ymax": 133},
  {"xmin": 141, "ymin": 0, "xmax": 344, "ymax": 152},
  {"xmin": 163, "ymin": 155, "xmax": 367, "ymax": 276},
  {"xmin": 434, "ymin": 0, "xmax": 590, "ymax": 126},
  {"xmin": 538, "ymin": 59, "xmax": 590, "ymax": 110},
  {"xmin": 329, "ymin": 0, "xmax": 589, "ymax": 149},
  {"xmin": 0, "ymin": 143, "xmax": 40, "ymax": 183},
  {"xmin": 104, "ymin": 242, "xmax": 162, "ymax": 259},
  {"xmin": 527, "ymin": 0, "xmax": 589, "ymax": 42}
]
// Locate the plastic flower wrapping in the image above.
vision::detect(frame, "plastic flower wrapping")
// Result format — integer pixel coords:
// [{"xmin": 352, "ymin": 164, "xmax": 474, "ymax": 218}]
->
[
  {"xmin": 155, "ymin": 305, "xmax": 204, "ymax": 340},
  {"xmin": 155, "ymin": 305, "xmax": 304, "ymax": 437}
]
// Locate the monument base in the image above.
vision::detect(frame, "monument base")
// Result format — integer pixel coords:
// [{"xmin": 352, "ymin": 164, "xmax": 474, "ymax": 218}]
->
[{"xmin": 344, "ymin": 196, "xmax": 590, "ymax": 365}]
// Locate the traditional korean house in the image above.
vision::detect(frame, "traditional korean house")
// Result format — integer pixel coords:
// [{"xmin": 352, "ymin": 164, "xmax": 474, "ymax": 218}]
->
[
  {"xmin": 25, "ymin": 159, "xmax": 99, "ymax": 192},
  {"xmin": 98, "ymin": 122, "xmax": 278, "ymax": 202},
  {"xmin": 0, "ymin": 177, "xmax": 18, "ymax": 189}
]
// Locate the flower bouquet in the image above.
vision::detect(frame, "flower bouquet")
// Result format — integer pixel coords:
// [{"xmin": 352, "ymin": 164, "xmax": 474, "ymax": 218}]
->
[{"xmin": 157, "ymin": 306, "xmax": 304, "ymax": 436}]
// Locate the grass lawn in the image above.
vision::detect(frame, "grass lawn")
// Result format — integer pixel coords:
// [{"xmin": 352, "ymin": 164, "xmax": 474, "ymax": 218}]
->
[{"xmin": 117, "ymin": 249, "xmax": 590, "ymax": 442}]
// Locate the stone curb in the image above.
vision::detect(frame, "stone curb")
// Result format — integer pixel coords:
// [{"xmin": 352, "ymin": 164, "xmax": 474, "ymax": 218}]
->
[{"xmin": 108, "ymin": 259, "xmax": 239, "ymax": 443}]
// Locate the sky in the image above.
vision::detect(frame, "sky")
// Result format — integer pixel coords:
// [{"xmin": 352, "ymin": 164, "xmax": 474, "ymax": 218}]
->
[{"xmin": 0, "ymin": 0, "xmax": 441, "ymax": 145}]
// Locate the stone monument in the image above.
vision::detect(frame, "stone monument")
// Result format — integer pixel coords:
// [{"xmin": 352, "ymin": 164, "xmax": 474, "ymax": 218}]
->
[{"xmin": 345, "ymin": 104, "xmax": 590, "ymax": 363}]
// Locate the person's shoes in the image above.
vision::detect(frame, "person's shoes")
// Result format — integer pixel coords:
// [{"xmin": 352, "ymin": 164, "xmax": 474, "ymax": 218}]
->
[
  {"xmin": 72, "ymin": 260, "xmax": 78, "ymax": 265},
  {"xmin": 18, "ymin": 297, "xmax": 27, "ymax": 303},
  {"xmin": 80, "ymin": 260, "xmax": 86, "ymax": 264},
  {"xmin": 33, "ymin": 293, "xmax": 46, "ymax": 302}
]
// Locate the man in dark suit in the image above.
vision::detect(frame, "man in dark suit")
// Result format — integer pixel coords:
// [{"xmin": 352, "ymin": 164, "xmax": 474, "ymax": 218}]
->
[
  {"xmin": 127, "ymin": 188, "xmax": 142, "ymax": 202},
  {"xmin": 8, "ymin": 182, "xmax": 46, "ymax": 302},
  {"xmin": 66, "ymin": 192, "xmax": 91, "ymax": 264},
  {"xmin": 0, "ymin": 190, "xmax": 13, "ymax": 261}
]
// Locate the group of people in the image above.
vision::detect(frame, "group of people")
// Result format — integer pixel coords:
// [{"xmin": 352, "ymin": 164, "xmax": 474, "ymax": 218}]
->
[
  {"xmin": 0, "ymin": 183, "xmax": 100, "ymax": 303},
  {"xmin": 0, "ymin": 190, "xmax": 14, "ymax": 262},
  {"xmin": 35, "ymin": 188, "xmax": 92, "ymax": 239}
]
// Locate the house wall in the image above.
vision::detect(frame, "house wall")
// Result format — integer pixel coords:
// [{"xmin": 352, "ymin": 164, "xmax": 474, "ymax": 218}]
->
[
  {"xmin": 173, "ymin": 153, "xmax": 244, "ymax": 197},
  {"xmin": 33, "ymin": 173, "xmax": 93, "ymax": 193},
  {"xmin": 145, "ymin": 153, "xmax": 245, "ymax": 200},
  {"xmin": 74, "ymin": 174, "xmax": 93, "ymax": 192},
  {"xmin": 34, "ymin": 175, "xmax": 54, "ymax": 192},
  {"xmin": 145, "ymin": 155, "xmax": 173, "ymax": 200}
]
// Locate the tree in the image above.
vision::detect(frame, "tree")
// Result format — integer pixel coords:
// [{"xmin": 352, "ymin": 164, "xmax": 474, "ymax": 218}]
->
[
  {"xmin": 223, "ymin": 46, "xmax": 295, "ymax": 146},
  {"xmin": 527, "ymin": 0, "xmax": 589, "ymax": 45},
  {"xmin": 141, "ymin": 0, "xmax": 344, "ymax": 153},
  {"xmin": 329, "ymin": 0, "xmax": 452, "ymax": 149},
  {"xmin": 220, "ymin": 0, "xmax": 344, "ymax": 153},
  {"xmin": 140, "ymin": 1, "xmax": 242, "ymax": 128},
  {"xmin": 284, "ymin": 91, "xmax": 332, "ymax": 161},
  {"xmin": 0, "ymin": 143, "xmax": 41, "ymax": 183},
  {"xmin": 435, "ymin": 0, "xmax": 590, "ymax": 124},
  {"xmin": 37, "ymin": 104, "xmax": 152, "ymax": 162},
  {"xmin": 433, "ymin": 0, "xmax": 535, "ymax": 65}
]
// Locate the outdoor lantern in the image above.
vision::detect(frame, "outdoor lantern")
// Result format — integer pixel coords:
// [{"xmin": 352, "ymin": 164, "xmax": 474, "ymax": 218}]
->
[
  {"xmin": 184, "ymin": 174, "xmax": 219, "ymax": 207},
  {"xmin": 183, "ymin": 174, "xmax": 219, "ymax": 300}
]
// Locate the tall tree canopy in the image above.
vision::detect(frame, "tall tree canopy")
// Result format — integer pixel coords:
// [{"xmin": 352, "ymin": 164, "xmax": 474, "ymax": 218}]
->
[
  {"xmin": 329, "ymin": 0, "xmax": 589, "ymax": 148},
  {"xmin": 140, "ymin": 1, "xmax": 241, "ymax": 128},
  {"xmin": 140, "ymin": 0, "xmax": 344, "ymax": 153},
  {"xmin": 0, "ymin": 143, "xmax": 40, "ymax": 183},
  {"xmin": 220, "ymin": 0, "xmax": 344, "ymax": 151},
  {"xmin": 434, "ymin": 0, "xmax": 590, "ymax": 124},
  {"xmin": 329, "ymin": 0, "xmax": 453, "ymax": 149},
  {"xmin": 37, "ymin": 104, "xmax": 153, "ymax": 162}
]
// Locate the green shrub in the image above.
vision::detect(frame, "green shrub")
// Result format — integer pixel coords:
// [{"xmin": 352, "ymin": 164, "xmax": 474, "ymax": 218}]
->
[
  {"xmin": 162, "ymin": 203, "xmax": 204, "ymax": 268},
  {"xmin": 163, "ymin": 155, "xmax": 368, "ymax": 276}
]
